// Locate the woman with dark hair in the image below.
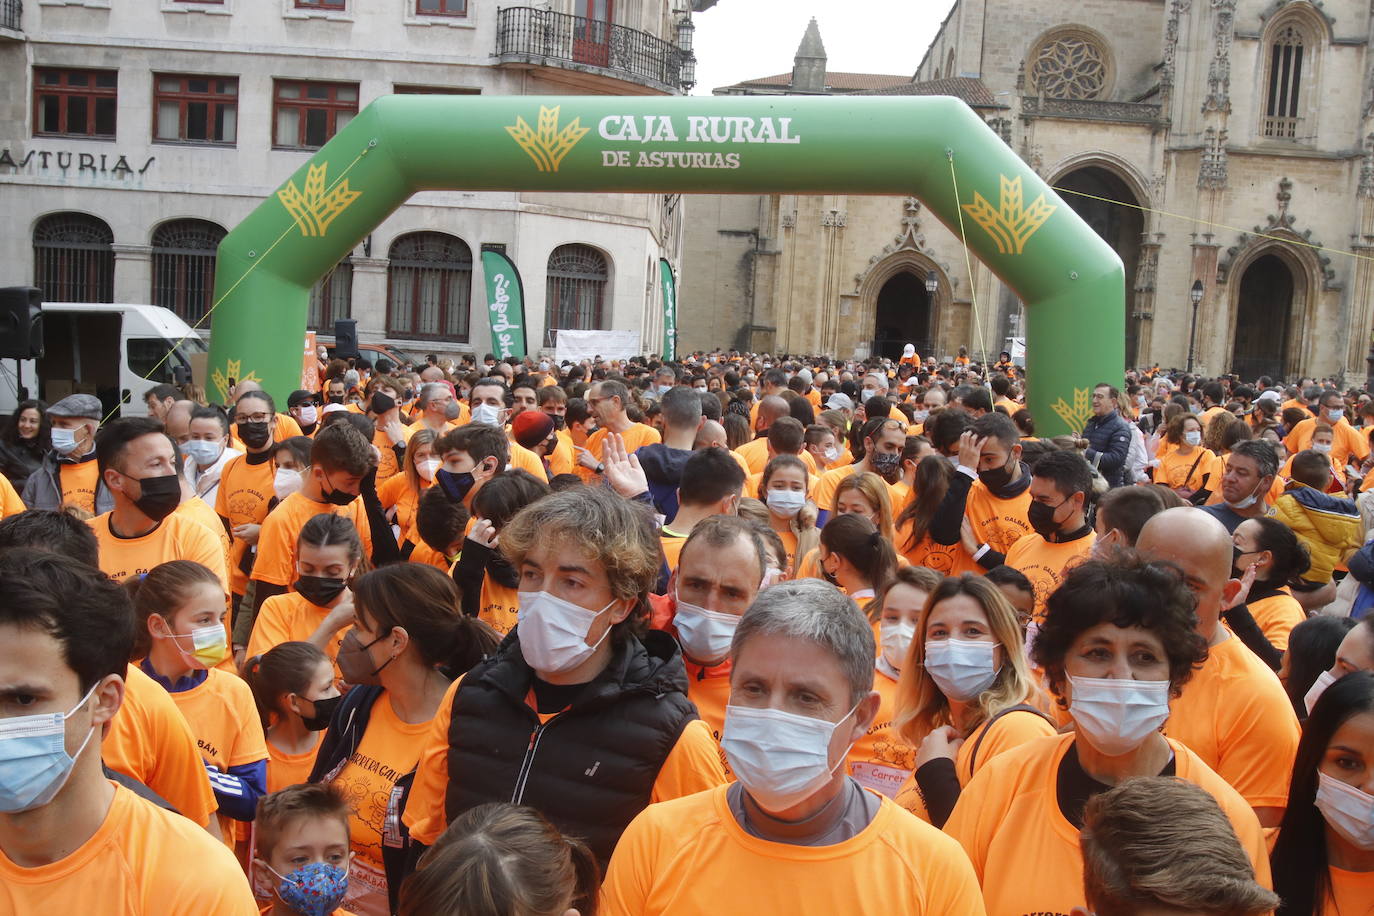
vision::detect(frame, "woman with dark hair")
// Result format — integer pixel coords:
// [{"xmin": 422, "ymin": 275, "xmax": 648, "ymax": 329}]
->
[
  {"xmin": 403, "ymin": 485, "xmax": 727, "ymax": 873},
  {"xmin": 944, "ymin": 551, "xmax": 1270, "ymax": 916},
  {"xmin": 1272, "ymin": 670, "xmax": 1374, "ymax": 914},
  {"xmin": 0, "ymin": 398, "xmax": 48, "ymax": 493},
  {"xmin": 818, "ymin": 512, "xmax": 897, "ymax": 615},
  {"xmin": 1281, "ymin": 615, "xmax": 1358, "ymax": 720},
  {"xmin": 310, "ymin": 563, "xmax": 499, "ymax": 916},
  {"xmin": 243, "ymin": 640, "xmax": 341, "ymax": 792},
  {"xmin": 1232, "ymin": 516, "xmax": 1311, "ymax": 650},
  {"xmin": 896, "ymin": 454, "xmax": 970, "ymax": 575}
]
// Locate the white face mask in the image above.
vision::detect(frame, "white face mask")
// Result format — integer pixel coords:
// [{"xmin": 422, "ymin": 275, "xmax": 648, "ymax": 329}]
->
[
  {"xmin": 51, "ymin": 427, "xmax": 80, "ymax": 455},
  {"xmin": 1316, "ymin": 770, "xmax": 1374, "ymax": 850},
  {"xmin": 1225, "ymin": 481, "xmax": 1263, "ymax": 511},
  {"xmin": 1183, "ymin": 431, "xmax": 1202, "ymax": 447},
  {"xmin": 765, "ymin": 488, "xmax": 805, "ymax": 519},
  {"xmin": 823, "ymin": 445, "xmax": 841, "ymax": 463},
  {"xmin": 1314, "ymin": 442, "xmax": 1333, "ymax": 455},
  {"xmin": 673, "ymin": 596, "xmax": 739, "ymax": 666},
  {"xmin": 516, "ymin": 591, "xmax": 615, "ymax": 674},
  {"xmin": 923, "ymin": 638, "xmax": 1000, "ymax": 701},
  {"xmin": 1305, "ymin": 669, "xmax": 1337, "ymax": 715},
  {"xmin": 1068, "ymin": 675, "xmax": 1171, "ymax": 757},
  {"xmin": 471, "ymin": 403, "xmax": 505, "ymax": 427},
  {"xmin": 879, "ymin": 620, "xmax": 915, "ymax": 673},
  {"xmin": 296, "ymin": 404, "xmax": 319, "ymax": 426},
  {"xmin": 1328, "ymin": 408, "xmax": 1345, "ymax": 422},
  {"xmin": 912, "ymin": 410, "xmax": 930, "ymax": 424},
  {"xmin": 417, "ymin": 458, "xmax": 440, "ymax": 482},
  {"xmin": 721, "ymin": 702, "xmax": 859, "ymax": 812},
  {"xmin": 182, "ymin": 439, "xmax": 223, "ymax": 468},
  {"xmin": 274, "ymin": 468, "xmax": 304, "ymax": 501}
]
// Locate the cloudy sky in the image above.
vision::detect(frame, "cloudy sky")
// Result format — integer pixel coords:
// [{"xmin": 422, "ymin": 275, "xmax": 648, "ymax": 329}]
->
[{"xmin": 691, "ymin": 0, "xmax": 958, "ymax": 96}]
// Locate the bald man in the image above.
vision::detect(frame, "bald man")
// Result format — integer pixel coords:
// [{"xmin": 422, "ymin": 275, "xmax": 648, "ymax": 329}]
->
[
  {"xmin": 1136, "ymin": 507, "xmax": 1299, "ymax": 828},
  {"xmin": 737, "ymin": 396, "xmax": 802, "ymax": 474},
  {"xmin": 163, "ymin": 400, "xmax": 194, "ymax": 447}
]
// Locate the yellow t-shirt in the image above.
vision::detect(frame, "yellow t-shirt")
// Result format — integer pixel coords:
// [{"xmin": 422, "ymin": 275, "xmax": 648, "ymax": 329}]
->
[
  {"xmin": 600, "ymin": 785, "xmax": 986, "ymax": 916},
  {"xmin": 88, "ymin": 511, "xmax": 229, "ymax": 592},
  {"xmin": 944, "ymin": 733, "xmax": 1271, "ymax": 916},
  {"xmin": 1003, "ymin": 530, "xmax": 1096, "ymax": 620},
  {"xmin": 847, "ymin": 667, "xmax": 915, "ymax": 799},
  {"xmin": 252, "ymin": 491, "xmax": 372, "ymax": 588},
  {"xmin": 1163, "ymin": 633, "xmax": 1300, "ymax": 810},
  {"xmin": 0, "ymin": 785, "xmax": 257, "ymax": 914},
  {"xmin": 247, "ymin": 591, "xmax": 351, "ymax": 681}
]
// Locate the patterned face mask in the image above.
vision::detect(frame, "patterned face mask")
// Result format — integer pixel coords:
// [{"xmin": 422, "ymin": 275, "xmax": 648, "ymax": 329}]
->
[{"xmin": 260, "ymin": 861, "xmax": 349, "ymax": 916}]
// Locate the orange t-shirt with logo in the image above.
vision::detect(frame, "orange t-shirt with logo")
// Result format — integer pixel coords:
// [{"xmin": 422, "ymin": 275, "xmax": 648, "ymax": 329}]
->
[
  {"xmin": 88, "ymin": 511, "xmax": 229, "ymax": 591},
  {"xmin": 964, "ymin": 482, "xmax": 1032, "ymax": 555},
  {"xmin": 247, "ymin": 591, "xmax": 351, "ymax": 680},
  {"xmin": 1003, "ymin": 530, "xmax": 1096, "ymax": 620},
  {"xmin": 944, "ymin": 733, "xmax": 1270, "ymax": 916},
  {"xmin": 0, "ymin": 784, "xmax": 257, "ymax": 914},
  {"xmin": 895, "ymin": 519, "xmax": 980, "ymax": 577},
  {"xmin": 372, "ymin": 429, "xmax": 402, "ymax": 483},
  {"xmin": 58, "ymin": 459, "xmax": 101, "ymax": 515},
  {"xmin": 847, "ymin": 667, "xmax": 916, "ymax": 799},
  {"xmin": 266, "ymin": 738, "xmax": 323, "ymax": 794},
  {"xmin": 600, "ymin": 785, "xmax": 985, "ymax": 916},
  {"xmin": 579, "ymin": 423, "xmax": 661, "ymax": 482},
  {"xmin": 216, "ymin": 454, "xmax": 276, "ymax": 596},
  {"xmin": 104, "ymin": 663, "xmax": 218, "ymax": 828},
  {"xmin": 164, "ymin": 667, "xmax": 269, "ymax": 845},
  {"xmin": 252, "ymin": 491, "xmax": 372, "ymax": 588},
  {"xmin": 0, "ymin": 471, "xmax": 24, "ymax": 519},
  {"xmin": 479, "ymin": 577, "xmax": 520, "ymax": 635},
  {"xmin": 1163, "ymin": 633, "xmax": 1300, "ymax": 811}
]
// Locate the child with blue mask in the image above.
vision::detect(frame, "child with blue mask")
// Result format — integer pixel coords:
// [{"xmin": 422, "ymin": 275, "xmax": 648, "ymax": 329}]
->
[{"xmin": 254, "ymin": 783, "xmax": 354, "ymax": 916}]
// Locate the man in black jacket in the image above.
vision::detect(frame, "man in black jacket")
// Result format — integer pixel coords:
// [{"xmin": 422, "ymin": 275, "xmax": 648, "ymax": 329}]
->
[{"xmin": 1078, "ymin": 383, "xmax": 1132, "ymax": 488}]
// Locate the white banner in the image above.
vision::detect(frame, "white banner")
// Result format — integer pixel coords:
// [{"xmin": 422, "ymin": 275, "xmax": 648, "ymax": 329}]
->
[{"xmin": 555, "ymin": 329, "xmax": 642, "ymax": 363}]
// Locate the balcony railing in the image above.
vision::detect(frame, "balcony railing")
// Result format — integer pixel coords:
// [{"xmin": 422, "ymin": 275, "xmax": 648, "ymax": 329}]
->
[
  {"xmin": 1, "ymin": 0, "xmax": 21, "ymax": 32},
  {"xmin": 1262, "ymin": 116, "xmax": 1302, "ymax": 140},
  {"xmin": 496, "ymin": 6, "xmax": 684, "ymax": 93}
]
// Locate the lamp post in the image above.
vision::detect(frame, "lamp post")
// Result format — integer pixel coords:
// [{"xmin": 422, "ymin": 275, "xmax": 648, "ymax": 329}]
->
[
  {"xmin": 1187, "ymin": 280, "xmax": 1204, "ymax": 374},
  {"xmin": 924, "ymin": 270, "xmax": 939, "ymax": 356},
  {"xmin": 1365, "ymin": 337, "xmax": 1374, "ymax": 392},
  {"xmin": 676, "ymin": 15, "xmax": 696, "ymax": 93}
]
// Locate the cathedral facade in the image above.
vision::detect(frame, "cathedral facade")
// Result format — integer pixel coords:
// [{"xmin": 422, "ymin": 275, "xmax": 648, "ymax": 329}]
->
[{"xmin": 680, "ymin": 1, "xmax": 1374, "ymax": 382}]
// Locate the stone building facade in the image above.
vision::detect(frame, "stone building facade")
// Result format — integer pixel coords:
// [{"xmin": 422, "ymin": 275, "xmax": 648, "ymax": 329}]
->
[
  {"xmin": 681, "ymin": 2, "xmax": 1374, "ymax": 383},
  {"xmin": 0, "ymin": 0, "xmax": 700, "ymax": 378}
]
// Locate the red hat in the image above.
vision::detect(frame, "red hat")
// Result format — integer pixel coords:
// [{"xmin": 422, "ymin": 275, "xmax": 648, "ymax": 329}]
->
[{"xmin": 510, "ymin": 410, "xmax": 554, "ymax": 450}]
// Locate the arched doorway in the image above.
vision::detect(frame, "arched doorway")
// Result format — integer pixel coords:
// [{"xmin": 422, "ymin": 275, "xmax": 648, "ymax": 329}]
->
[
  {"xmin": 873, "ymin": 271, "xmax": 931, "ymax": 360},
  {"xmin": 1055, "ymin": 166, "xmax": 1144, "ymax": 365},
  {"xmin": 1231, "ymin": 254, "xmax": 1294, "ymax": 380}
]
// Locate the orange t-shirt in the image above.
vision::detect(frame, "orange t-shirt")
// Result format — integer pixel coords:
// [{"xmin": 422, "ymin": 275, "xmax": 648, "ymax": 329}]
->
[
  {"xmin": 686, "ymin": 669, "xmax": 732, "ymax": 775},
  {"xmin": 403, "ymin": 676, "xmax": 726, "ymax": 847},
  {"xmin": 215, "ymin": 454, "xmax": 275, "ymax": 596},
  {"xmin": 508, "ymin": 440, "xmax": 550, "ymax": 482},
  {"xmin": 58, "ymin": 459, "xmax": 101, "ymax": 515},
  {"xmin": 372, "ymin": 429, "xmax": 402, "ymax": 483},
  {"xmin": 251, "ymin": 491, "xmax": 372, "ymax": 588},
  {"xmin": 0, "ymin": 784, "xmax": 257, "ymax": 913},
  {"xmin": 600, "ymin": 785, "xmax": 986, "ymax": 916},
  {"xmin": 478, "ymin": 577, "xmax": 520, "ymax": 635},
  {"xmin": 813, "ymin": 466, "xmax": 902, "ymax": 517},
  {"xmin": 176, "ymin": 493, "xmax": 231, "ymax": 569},
  {"xmin": 579, "ymin": 423, "xmax": 662, "ymax": 482},
  {"xmin": 847, "ymin": 667, "xmax": 915, "ymax": 799},
  {"xmin": 660, "ymin": 531, "xmax": 688, "ymax": 572},
  {"xmin": 1003, "ymin": 530, "xmax": 1096, "ymax": 620},
  {"xmin": 88, "ymin": 511, "xmax": 229, "ymax": 592},
  {"xmin": 1155, "ymin": 445, "xmax": 1221, "ymax": 492},
  {"xmin": 1163, "ymin": 633, "xmax": 1300, "ymax": 811},
  {"xmin": 894, "ymin": 707, "xmax": 1056, "ymax": 823},
  {"xmin": 1328, "ymin": 866, "xmax": 1374, "ymax": 915},
  {"xmin": 0, "ymin": 471, "xmax": 24, "ymax": 519},
  {"xmin": 944, "ymin": 733, "xmax": 1270, "ymax": 916},
  {"xmin": 895, "ymin": 519, "xmax": 980, "ymax": 577},
  {"xmin": 1246, "ymin": 591, "xmax": 1306, "ymax": 651},
  {"xmin": 402, "ymin": 418, "xmax": 459, "ymax": 442},
  {"xmin": 964, "ymin": 481, "xmax": 1033, "ymax": 555},
  {"xmin": 247, "ymin": 591, "xmax": 351, "ymax": 680},
  {"xmin": 265, "ymin": 736, "xmax": 322, "ymax": 794},
  {"xmin": 104, "ymin": 663, "xmax": 217, "ymax": 828},
  {"xmin": 1286, "ymin": 417, "xmax": 1370, "ymax": 471},
  {"xmin": 407, "ymin": 540, "xmax": 451, "ymax": 570},
  {"xmin": 378, "ymin": 473, "xmax": 430, "ymax": 545},
  {"xmin": 164, "ymin": 667, "xmax": 269, "ymax": 845},
  {"xmin": 734, "ymin": 438, "xmax": 819, "ymax": 477},
  {"xmin": 547, "ymin": 432, "xmax": 575, "ymax": 477}
]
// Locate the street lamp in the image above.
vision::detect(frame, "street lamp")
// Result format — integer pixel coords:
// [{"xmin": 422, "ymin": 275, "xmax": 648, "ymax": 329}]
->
[
  {"xmin": 924, "ymin": 270, "xmax": 939, "ymax": 295},
  {"xmin": 1187, "ymin": 280, "xmax": 1204, "ymax": 373},
  {"xmin": 677, "ymin": 15, "xmax": 696, "ymax": 93}
]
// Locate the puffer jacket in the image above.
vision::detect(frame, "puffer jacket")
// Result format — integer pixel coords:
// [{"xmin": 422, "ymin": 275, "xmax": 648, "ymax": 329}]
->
[{"xmin": 1274, "ymin": 482, "xmax": 1362, "ymax": 584}]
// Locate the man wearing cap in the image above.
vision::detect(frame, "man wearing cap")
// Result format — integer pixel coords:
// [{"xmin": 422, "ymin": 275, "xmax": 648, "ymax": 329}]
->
[
  {"xmin": 287, "ymin": 389, "xmax": 320, "ymax": 436},
  {"xmin": 510, "ymin": 410, "xmax": 558, "ymax": 477},
  {"xmin": 21, "ymin": 393, "xmax": 112, "ymax": 515}
]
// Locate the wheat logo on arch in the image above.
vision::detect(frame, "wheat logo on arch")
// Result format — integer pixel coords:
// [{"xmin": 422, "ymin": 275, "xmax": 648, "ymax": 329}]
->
[
  {"xmin": 277, "ymin": 162, "xmax": 362, "ymax": 238},
  {"xmin": 507, "ymin": 105, "xmax": 590, "ymax": 173},
  {"xmin": 962, "ymin": 174, "xmax": 1057, "ymax": 255}
]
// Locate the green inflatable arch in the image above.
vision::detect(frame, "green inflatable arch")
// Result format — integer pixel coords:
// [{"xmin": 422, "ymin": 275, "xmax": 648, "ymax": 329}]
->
[{"xmin": 207, "ymin": 95, "xmax": 1122, "ymax": 435}]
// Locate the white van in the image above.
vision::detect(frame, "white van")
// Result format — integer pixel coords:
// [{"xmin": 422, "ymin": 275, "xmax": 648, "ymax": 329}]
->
[{"xmin": 0, "ymin": 303, "xmax": 207, "ymax": 418}]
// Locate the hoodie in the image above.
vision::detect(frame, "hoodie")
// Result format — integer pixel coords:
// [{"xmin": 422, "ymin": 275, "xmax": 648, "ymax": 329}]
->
[
  {"xmin": 635, "ymin": 442, "xmax": 693, "ymax": 521},
  {"xmin": 1274, "ymin": 482, "xmax": 1362, "ymax": 584}
]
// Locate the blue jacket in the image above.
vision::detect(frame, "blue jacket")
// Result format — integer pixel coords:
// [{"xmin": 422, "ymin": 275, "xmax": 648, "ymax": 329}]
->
[{"xmin": 1083, "ymin": 411, "xmax": 1133, "ymax": 488}]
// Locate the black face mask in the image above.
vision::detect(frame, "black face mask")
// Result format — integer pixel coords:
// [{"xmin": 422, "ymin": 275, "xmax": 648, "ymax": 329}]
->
[
  {"xmin": 549, "ymin": 414, "xmax": 567, "ymax": 430},
  {"xmin": 436, "ymin": 467, "xmax": 476, "ymax": 503},
  {"xmin": 327, "ymin": 394, "xmax": 345, "ymax": 405},
  {"xmin": 320, "ymin": 472, "xmax": 358, "ymax": 507},
  {"xmin": 297, "ymin": 693, "xmax": 342, "ymax": 732},
  {"xmin": 978, "ymin": 458, "xmax": 1016, "ymax": 491},
  {"xmin": 1027, "ymin": 499, "xmax": 1063, "ymax": 539},
  {"xmin": 131, "ymin": 472, "xmax": 181, "ymax": 522},
  {"xmin": 336, "ymin": 629, "xmax": 394, "ymax": 686},
  {"xmin": 294, "ymin": 574, "xmax": 348, "ymax": 607},
  {"xmin": 238, "ymin": 421, "xmax": 271, "ymax": 450}
]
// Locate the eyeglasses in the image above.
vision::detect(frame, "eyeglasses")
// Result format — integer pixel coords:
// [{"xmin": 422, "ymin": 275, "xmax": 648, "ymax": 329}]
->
[{"xmin": 235, "ymin": 413, "xmax": 272, "ymax": 424}]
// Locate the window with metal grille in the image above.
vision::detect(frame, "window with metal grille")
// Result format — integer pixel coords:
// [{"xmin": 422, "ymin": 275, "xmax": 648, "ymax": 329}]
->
[
  {"xmin": 545, "ymin": 244, "xmax": 608, "ymax": 345},
  {"xmin": 33, "ymin": 213, "xmax": 115, "ymax": 303},
  {"xmin": 153, "ymin": 74, "xmax": 237, "ymax": 145},
  {"xmin": 1264, "ymin": 25, "xmax": 1305, "ymax": 139},
  {"xmin": 310, "ymin": 257, "xmax": 354, "ymax": 332},
  {"xmin": 151, "ymin": 219, "xmax": 226, "ymax": 324},
  {"xmin": 33, "ymin": 68, "xmax": 118, "ymax": 138},
  {"xmin": 417, "ymin": 0, "xmax": 465, "ymax": 15},
  {"xmin": 273, "ymin": 80, "xmax": 358, "ymax": 149},
  {"xmin": 386, "ymin": 233, "xmax": 472, "ymax": 341}
]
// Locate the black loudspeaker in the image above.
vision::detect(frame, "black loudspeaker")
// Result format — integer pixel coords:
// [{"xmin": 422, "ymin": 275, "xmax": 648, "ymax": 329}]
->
[
  {"xmin": 0, "ymin": 287, "xmax": 43, "ymax": 359},
  {"xmin": 333, "ymin": 318, "xmax": 359, "ymax": 359}
]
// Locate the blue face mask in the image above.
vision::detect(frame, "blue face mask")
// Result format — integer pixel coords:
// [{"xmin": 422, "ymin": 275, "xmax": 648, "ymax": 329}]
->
[
  {"xmin": 261, "ymin": 861, "xmax": 349, "ymax": 916},
  {"xmin": 0, "ymin": 680, "xmax": 100, "ymax": 813}
]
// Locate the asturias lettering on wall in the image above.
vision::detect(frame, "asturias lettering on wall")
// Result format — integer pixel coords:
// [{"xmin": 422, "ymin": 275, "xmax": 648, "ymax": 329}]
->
[{"xmin": 0, "ymin": 147, "xmax": 155, "ymax": 177}]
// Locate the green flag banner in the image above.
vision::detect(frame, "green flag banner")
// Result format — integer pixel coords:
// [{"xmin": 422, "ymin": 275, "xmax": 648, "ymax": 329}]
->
[
  {"xmin": 481, "ymin": 246, "xmax": 528, "ymax": 360},
  {"xmin": 206, "ymin": 95, "xmax": 1123, "ymax": 435},
  {"xmin": 659, "ymin": 258, "xmax": 677, "ymax": 361}
]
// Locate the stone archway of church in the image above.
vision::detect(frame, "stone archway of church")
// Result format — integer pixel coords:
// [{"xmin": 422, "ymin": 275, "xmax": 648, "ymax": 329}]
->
[
  {"xmin": 873, "ymin": 272, "xmax": 932, "ymax": 361},
  {"xmin": 1230, "ymin": 253, "xmax": 1296, "ymax": 380},
  {"xmin": 207, "ymin": 95, "xmax": 1124, "ymax": 435},
  {"xmin": 1053, "ymin": 166, "xmax": 1145, "ymax": 366}
]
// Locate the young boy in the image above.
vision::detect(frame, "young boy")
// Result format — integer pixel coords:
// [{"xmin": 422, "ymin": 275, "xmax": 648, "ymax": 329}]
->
[
  {"xmin": 1275, "ymin": 449, "xmax": 1362, "ymax": 586},
  {"xmin": 254, "ymin": 783, "xmax": 355, "ymax": 916},
  {"xmin": 1280, "ymin": 423, "xmax": 1346, "ymax": 493}
]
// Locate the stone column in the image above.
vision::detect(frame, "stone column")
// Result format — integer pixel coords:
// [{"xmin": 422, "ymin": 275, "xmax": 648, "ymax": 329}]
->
[
  {"xmin": 112, "ymin": 244, "xmax": 153, "ymax": 303},
  {"xmin": 349, "ymin": 256, "xmax": 389, "ymax": 342}
]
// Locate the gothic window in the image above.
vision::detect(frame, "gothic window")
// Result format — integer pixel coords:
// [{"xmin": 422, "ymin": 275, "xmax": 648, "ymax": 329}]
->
[
  {"xmin": 545, "ymin": 244, "xmax": 609, "ymax": 346},
  {"xmin": 33, "ymin": 213, "xmax": 114, "ymax": 303},
  {"xmin": 151, "ymin": 219, "xmax": 226, "ymax": 324},
  {"xmin": 1263, "ymin": 25, "xmax": 1305, "ymax": 139},
  {"xmin": 386, "ymin": 232, "xmax": 472, "ymax": 341},
  {"xmin": 1029, "ymin": 30, "xmax": 1109, "ymax": 100}
]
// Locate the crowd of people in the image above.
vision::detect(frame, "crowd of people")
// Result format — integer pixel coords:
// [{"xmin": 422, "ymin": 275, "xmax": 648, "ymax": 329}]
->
[{"xmin": 3, "ymin": 343, "xmax": 1374, "ymax": 915}]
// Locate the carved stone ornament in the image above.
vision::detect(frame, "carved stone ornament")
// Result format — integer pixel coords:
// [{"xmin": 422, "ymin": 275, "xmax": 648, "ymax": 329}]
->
[
  {"xmin": 1203, "ymin": 0, "xmax": 1237, "ymax": 114},
  {"xmin": 821, "ymin": 209, "xmax": 847, "ymax": 228},
  {"xmin": 1161, "ymin": 0, "xmax": 1193, "ymax": 93},
  {"xmin": 1029, "ymin": 31, "xmax": 1109, "ymax": 100},
  {"xmin": 849, "ymin": 198, "xmax": 955, "ymax": 294},
  {"xmin": 1198, "ymin": 126, "xmax": 1229, "ymax": 189},
  {"xmin": 1216, "ymin": 176, "xmax": 1338, "ymax": 288},
  {"xmin": 1360, "ymin": 135, "xmax": 1374, "ymax": 199},
  {"xmin": 781, "ymin": 210, "xmax": 797, "ymax": 228}
]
